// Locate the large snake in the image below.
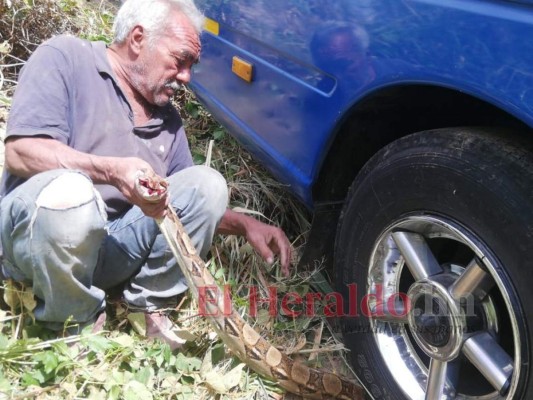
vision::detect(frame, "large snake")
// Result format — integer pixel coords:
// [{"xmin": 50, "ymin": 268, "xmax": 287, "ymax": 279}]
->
[{"xmin": 136, "ymin": 172, "xmax": 365, "ymax": 400}]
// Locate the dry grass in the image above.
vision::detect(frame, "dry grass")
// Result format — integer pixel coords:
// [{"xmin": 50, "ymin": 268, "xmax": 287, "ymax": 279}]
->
[{"xmin": 0, "ymin": 2, "xmax": 359, "ymax": 399}]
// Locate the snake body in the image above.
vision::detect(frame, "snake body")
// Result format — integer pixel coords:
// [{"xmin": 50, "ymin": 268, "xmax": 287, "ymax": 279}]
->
[{"xmin": 136, "ymin": 174, "xmax": 365, "ymax": 400}]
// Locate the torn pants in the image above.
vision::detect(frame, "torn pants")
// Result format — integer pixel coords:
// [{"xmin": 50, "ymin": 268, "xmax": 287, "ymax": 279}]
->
[{"xmin": 0, "ymin": 166, "xmax": 228, "ymax": 326}]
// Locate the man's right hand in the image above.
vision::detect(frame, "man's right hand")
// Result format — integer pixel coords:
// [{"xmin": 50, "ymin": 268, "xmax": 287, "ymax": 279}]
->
[{"xmin": 108, "ymin": 157, "xmax": 169, "ymax": 219}]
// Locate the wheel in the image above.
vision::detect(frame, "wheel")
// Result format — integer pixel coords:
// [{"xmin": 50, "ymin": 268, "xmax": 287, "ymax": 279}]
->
[{"xmin": 334, "ymin": 127, "xmax": 533, "ymax": 400}]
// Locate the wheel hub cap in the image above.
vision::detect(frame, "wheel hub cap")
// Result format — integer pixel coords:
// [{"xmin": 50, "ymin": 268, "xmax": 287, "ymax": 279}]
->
[
  {"xmin": 413, "ymin": 295, "xmax": 451, "ymax": 347},
  {"xmin": 408, "ymin": 278, "xmax": 466, "ymax": 361}
]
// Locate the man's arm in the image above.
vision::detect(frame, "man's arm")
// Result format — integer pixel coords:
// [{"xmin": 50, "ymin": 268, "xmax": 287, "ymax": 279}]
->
[
  {"xmin": 217, "ymin": 208, "xmax": 292, "ymax": 276},
  {"xmin": 5, "ymin": 136, "xmax": 168, "ymax": 218}
]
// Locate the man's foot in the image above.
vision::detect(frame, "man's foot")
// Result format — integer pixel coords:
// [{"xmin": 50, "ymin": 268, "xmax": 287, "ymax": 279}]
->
[
  {"xmin": 91, "ymin": 311, "xmax": 107, "ymax": 333},
  {"xmin": 145, "ymin": 312, "xmax": 186, "ymax": 351}
]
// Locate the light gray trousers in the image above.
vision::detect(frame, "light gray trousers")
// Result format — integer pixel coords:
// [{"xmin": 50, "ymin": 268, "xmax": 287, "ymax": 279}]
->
[{"xmin": 0, "ymin": 166, "xmax": 228, "ymax": 327}]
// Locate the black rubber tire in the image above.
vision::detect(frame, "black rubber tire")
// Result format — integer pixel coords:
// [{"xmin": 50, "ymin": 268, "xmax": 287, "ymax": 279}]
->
[{"xmin": 334, "ymin": 127, "xmax": 533, "ymax": 400}]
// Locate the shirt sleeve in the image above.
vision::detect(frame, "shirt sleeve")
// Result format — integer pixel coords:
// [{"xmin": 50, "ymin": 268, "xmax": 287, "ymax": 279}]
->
[{"xmin": 6, "ymin": 41, "xmax": 72, "ymax": 144}]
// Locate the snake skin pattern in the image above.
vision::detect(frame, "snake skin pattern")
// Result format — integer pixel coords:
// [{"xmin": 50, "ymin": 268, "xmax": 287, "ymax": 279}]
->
[{"xmin": 136, "ymin": 173, "xmax": 365, "ymax": 399}]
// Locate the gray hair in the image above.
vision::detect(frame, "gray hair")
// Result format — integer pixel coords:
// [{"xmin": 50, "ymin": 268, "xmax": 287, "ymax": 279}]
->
[{"xmin": 113, "ymin": 0, "xmax": 204, "ymax": 45}]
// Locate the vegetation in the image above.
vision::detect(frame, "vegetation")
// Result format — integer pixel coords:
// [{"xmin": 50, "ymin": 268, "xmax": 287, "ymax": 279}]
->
[{"xmin": 0, "ymin": 1, "xmax": 356, "ymax": 399}]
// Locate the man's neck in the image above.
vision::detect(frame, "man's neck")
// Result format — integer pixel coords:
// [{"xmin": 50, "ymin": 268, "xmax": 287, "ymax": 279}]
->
[{"xmin": 106, "ymin": 46, "xmax": 154, "ymax": 126}]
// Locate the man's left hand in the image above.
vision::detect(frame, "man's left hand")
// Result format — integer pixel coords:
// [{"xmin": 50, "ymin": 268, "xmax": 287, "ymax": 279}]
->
[{"xmin": 217, "ymin": 209, "xmax": 292, "ymax": 276}]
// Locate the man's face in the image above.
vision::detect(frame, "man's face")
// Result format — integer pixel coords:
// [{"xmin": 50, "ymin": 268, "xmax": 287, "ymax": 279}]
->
[{"xmin": 135, "ymin": 12, "xmax": 201, "ymax": 106}]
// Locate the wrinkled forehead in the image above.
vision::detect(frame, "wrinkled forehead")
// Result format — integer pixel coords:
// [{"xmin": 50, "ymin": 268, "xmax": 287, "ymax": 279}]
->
[{"xmin": 164, "ymin": 11, "xmax": 202, "ymax": 59}]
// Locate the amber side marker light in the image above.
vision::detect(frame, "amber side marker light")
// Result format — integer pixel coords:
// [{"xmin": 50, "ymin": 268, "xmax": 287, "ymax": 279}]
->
[
  {"xmin": 231, "ymin": 56, "xmax": 254, "ymax": 83},
  {"xmin": 204, "ymin": 18, "xmax": 219, "ymax": 35}
]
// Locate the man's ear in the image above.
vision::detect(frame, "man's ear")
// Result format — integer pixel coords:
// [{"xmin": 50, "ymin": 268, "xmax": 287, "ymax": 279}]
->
[{"xmin": 129, "ymin": 25, "xmax": 145, "ymax": 56}]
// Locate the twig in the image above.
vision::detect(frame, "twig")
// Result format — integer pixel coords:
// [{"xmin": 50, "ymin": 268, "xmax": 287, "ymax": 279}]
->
[
  {"xmin": 292, "ymin": 344, "xmax": 347, "ymax": 354},
  {"xmin": 0, "ymin": 63, "xmax": 25, "ymax": 67},
  {"xmin": 0, "ymin": 314, "xmax": 19, "ymax": 322},
  {"xmin": 10, "ymin": 384, "xmax": 59, "ymax": 400},
  {"xmin": 205, "ymin": 139, "xmax": 214, "ymax": 167},
  {"xmin": 13, "ymin": 312, "xmax": 22, "ymax": 339},
  {"xmin": 175, "ymin": 293, "xmax": 189, "ymax": 312},
  {"xmin": 308, "ymin": 320, "xmax": 323, "ymax": 362},
  {"xmin": 6, "ymin": 53, "xmax": 26, "ymax": 63},
  {"xmin": 3, "ymin": 359, "xmax": 39, "ymax": 367}
]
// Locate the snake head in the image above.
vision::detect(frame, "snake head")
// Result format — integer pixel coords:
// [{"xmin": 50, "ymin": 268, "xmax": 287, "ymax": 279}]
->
[{"xmin": 135, "ymin": 170, "xmax": 169, "ymax": 202}]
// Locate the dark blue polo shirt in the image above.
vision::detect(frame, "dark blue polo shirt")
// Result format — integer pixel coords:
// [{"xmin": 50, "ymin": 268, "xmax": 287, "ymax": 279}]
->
[{"xmin": 1, "ymin": 35, "xmax": 193, "ymax": 218}]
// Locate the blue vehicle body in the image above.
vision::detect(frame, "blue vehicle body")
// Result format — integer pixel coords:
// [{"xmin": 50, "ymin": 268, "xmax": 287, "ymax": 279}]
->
[{"xmin": 190, "ymin": 0, "xmax": 533, "ymax": 209}]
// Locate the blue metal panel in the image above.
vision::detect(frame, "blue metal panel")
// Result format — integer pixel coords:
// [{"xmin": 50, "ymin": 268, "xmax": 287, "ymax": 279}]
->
[{"xmin": 190, "ymin": 0, "xmax": 533, "ymax": 207}]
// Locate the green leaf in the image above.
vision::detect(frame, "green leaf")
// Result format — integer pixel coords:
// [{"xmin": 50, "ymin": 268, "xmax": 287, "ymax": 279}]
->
[
  {"xmin": 111, "ymin": 371, "xmax": 126, "ymax": 385},
  {"xmin": 0, "ymin": 371, "xmax": 12, "ymax": 392},
  {"xmin": 83, "ymin": 334, "xmax": 113, "ymax": 353},
  {"xmin": 23, "ymin": 368, "xmax": 48, "ymax": 385},
  {"xmin": 185, "ymin": 101, "xmax": 199, "ymax": 119},
  {"xmin": 192, "ymin": 152, "xmax": 206, "ymax": 165},
  {"xmin": 124, "ymin": 380, "xmax": 153, "ymax": 400},
  {"xmin": 162, "ymin": 344, "xmax": 172, "ymax": 364},
  {"xmin": 0, "ymin": 334, "xmax": 9, "ymax": 350},
  {"xmin": 175, "ymin": 387, "xmax": 194, "ymax": 400},
  {"xmin": 155, "ymin": 351, "xmax": 165, "ymax": 368},
  {"xmin": 213, "ymin": 129, "xmax": 225, "ymax": 141},
  {"xmin": 134, "ymin": 366, "xmax": 152, "ymax": 385},
  {"xmin": 211, "ymin": 343, "xmax": 225, "ymax": 365},
  {"xmin": 214, "ymin": 267, "xmax": 226, "ymax": 280},
  {"xmin": 175, "ymin": 353, "xmax": 202, "ymax": 374},
  {"xmin": 111, "ymin": 370, "xmax": 134, "ymax": 385},
  {"xmin": 110, "ymin": 334, "xmax": 135, "ymax": 348},
  {"xmin": 0, "ymin": 96, "xmax": 11, "ymax": 106},
  {"xmin": 127, "ymin": 312, "xmax": 146, "ymax": 336},
  {"xmin": 21, "ymin": 373, "xmax": 40, "ymax": 387},
  {"xmin": 107, "ymin": 385, "xmax": 121, "ymax": 400},
  {"xmin": 34, "ymin": 351, "xmax": 58, "ymax": 374},
  {"xmin": 22, "ymin": 372, "xmax": 40, "ymax": 387}
]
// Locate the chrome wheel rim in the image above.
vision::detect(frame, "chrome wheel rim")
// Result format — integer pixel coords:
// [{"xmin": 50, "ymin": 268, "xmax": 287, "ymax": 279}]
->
[{"xmin": 366, "ymin": 215, "xmax": 521, "ymax": 399}]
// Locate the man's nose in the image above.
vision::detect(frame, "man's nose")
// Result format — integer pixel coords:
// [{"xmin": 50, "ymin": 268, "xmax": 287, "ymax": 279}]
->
[{"xmin": 177, "ymin": 68, "xmax": 191, "ymax": 84}]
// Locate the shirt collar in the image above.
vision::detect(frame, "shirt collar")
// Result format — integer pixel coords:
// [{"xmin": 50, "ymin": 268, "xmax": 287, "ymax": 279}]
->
[
  {"xmin": 92, "ymin": 41, "xmax": 115, "ymax": 77},
  {"xmin": 91, "ymin": 40, "xmax": 172, "ymax": 124}
]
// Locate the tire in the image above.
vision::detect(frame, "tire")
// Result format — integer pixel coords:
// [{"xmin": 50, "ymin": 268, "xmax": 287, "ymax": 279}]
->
[{"xmin": 334, "ymin": 127, "xmax": 533, "ymax": 400}]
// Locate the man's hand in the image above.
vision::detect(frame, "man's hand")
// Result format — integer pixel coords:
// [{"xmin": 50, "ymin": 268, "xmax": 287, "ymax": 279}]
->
[
  {"xmin": 109, "ymin": 157, "xmax": 169, "ymax": 219},
  {"xmin": 217, "ymin": 209, "xmax": 292, "ymax": 276}
]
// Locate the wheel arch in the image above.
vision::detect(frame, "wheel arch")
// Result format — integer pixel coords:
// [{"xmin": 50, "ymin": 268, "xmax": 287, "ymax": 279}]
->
[
  {"xmin": 313, "ymin": 84, "xmax": 531, "ymax": 204},
  {"xmin": 299, "ymin": 83, "xmax": 532, "ymax": 271}
]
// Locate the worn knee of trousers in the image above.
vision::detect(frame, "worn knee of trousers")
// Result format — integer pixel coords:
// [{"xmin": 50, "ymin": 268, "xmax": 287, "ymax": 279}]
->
[
  {"xmin": 32, "ymin": 172, "xmax": 107, "ymax": 241},
  {"xmin": 37, "ymin": 172, "xmax": 101, "ymax": 210},
  {"xmin": 2, "ymin": 170, "xmax": 108, "ymax": 324}
]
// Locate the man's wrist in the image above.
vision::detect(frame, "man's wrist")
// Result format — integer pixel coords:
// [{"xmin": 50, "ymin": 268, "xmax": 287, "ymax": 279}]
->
[{"xmin": 217, "ymin": 208, "xmax": 251, "ymax": 236}]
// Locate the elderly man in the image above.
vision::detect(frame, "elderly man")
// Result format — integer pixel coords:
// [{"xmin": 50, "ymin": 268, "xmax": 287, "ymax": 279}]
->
[{"xmin": 0, "ymin": 0, "xmax": 291, "ymax": 348}]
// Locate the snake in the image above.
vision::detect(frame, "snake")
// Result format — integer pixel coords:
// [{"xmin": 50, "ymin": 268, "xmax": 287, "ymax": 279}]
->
[{"xmin": 135, "ymin": 172, "xmax": 365, "ymax": 400}]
